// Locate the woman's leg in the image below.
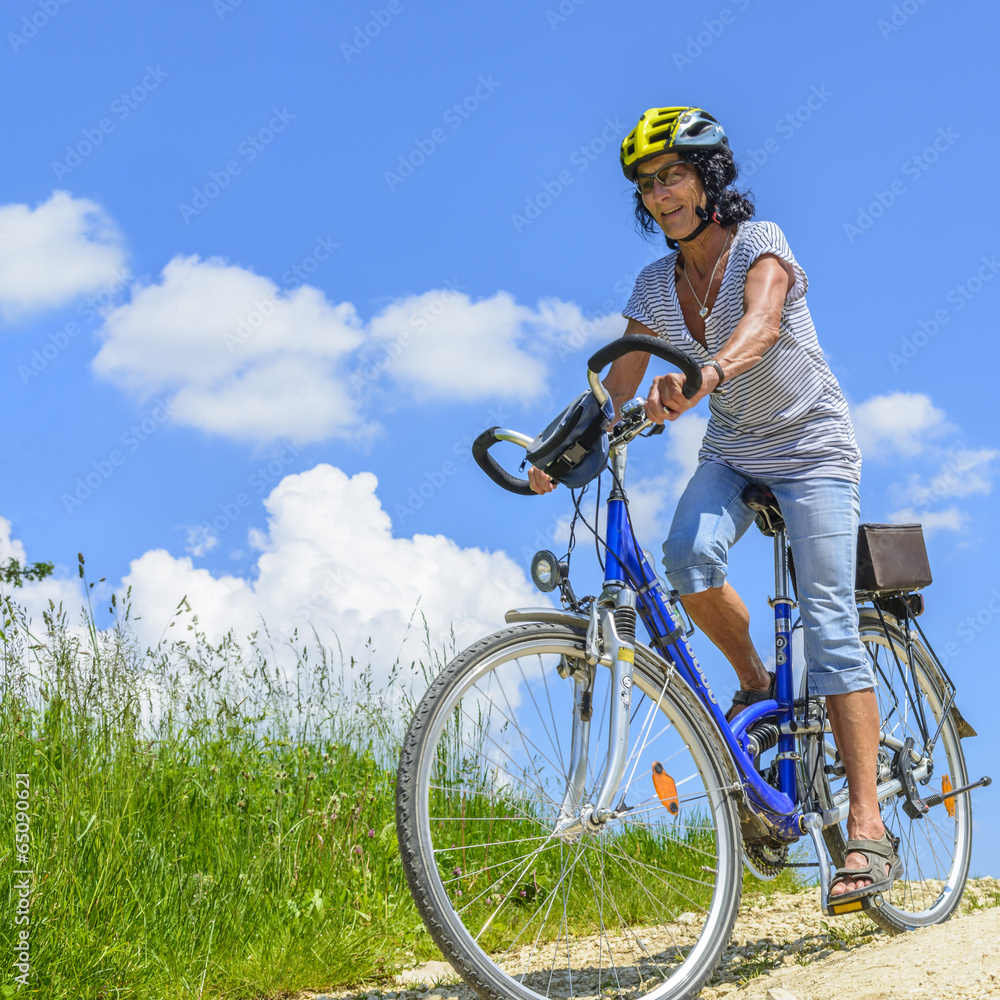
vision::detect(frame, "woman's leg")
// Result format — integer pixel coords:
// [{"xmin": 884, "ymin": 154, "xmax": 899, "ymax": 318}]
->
[
  {"xmin": 766, "ymin": 477, "xmax": 886, "ymax": 893},
  {"xmin": 663, "ymin": 462, "xmax": 768, "ymax": 694}
]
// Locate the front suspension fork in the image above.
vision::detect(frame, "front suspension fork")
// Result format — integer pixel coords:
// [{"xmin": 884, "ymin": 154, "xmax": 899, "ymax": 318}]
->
[{"xmin": 553, "ymin": 592, "xmax": 637, "ymax": 839}]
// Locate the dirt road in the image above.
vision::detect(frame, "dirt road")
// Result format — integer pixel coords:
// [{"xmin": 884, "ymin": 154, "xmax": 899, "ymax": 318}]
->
[{"xmin": 301, "ymin": 878, "xmax": 999, "ymax": 1000}]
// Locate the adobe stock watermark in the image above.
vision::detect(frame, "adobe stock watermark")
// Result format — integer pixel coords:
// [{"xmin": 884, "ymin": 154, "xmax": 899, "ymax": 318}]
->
[
  {"xmin": 340, "ymin": 1, "xmax": 407, "ymax": 62},
  {"xmin": 223, "ymin": 236, "xmax": 339, "ymax": 353},
  {"xmin": 17, "ymin": 268, "xmax": 132, "ymax": 385},
  {"xmin": 8, "ymin": 0, "xmax": 73, "ymax": 53},
  {"xmin": 12, "ymin": 771, "xmax": 32, "ymax": 988},
  {"xmin": 843, "ymin": 126, "xmax": 959, "ymax": 243},
  {"xmin": 52, "ymin": 66, "xmax": 169, "ymax": 180},
  {"xmin": 511, "ymin": 117, "xmax": 627, "ymax": 234},
  {"xmin": 384, "ymin": 76, "xmax": 501, "ymax": 192},
  {"xmin": 938, "ymin": 586, "xmax": 1000, "ymax": 668},
  {"xmin": 545, "ymin": 0, "xmax": 587, "ymax": 29},
  {"xmin": 61, "ymin": 398, "xmax": 174, "ymax": 514},
  {"xmin": 738, "ymin": 85, "xmax": 834, "ymax": 179},
  {"xmin": 887, "ymin": 254, "xmax": 1000, "ymax": 371},
  {"xmin": 178, "ymin": 107, "xmax": 296, "ymax": 223},
  {"xmin": 213, "ymin": 0, "xmax": 249, "ymax": 19},
  {"xmin": 672, "ymin": 0, "xmax": 752, "ymax": 72},
  {"xmin": 877, "ymin": 0, "xmax": 931, "ymax": 39},
  {"xmin": 276, "ymin": 567, "xmax": 349, "ymax": 639},
  {"xmin": 186, "ymin": 440, "xmax": 305, "ymax": 554},
  {"xmin": 350, "ymin": 279, "xmax": 465, "ymax": 392},
  {"xmin": 394, "ymin": 405, "xmax": 509, "ymax": 524}
]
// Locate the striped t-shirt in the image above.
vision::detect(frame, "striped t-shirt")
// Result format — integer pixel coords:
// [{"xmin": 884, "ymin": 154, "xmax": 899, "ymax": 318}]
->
[{"xmin": 622, "ymin": 220, "xmax": 861, "ymax": 483}]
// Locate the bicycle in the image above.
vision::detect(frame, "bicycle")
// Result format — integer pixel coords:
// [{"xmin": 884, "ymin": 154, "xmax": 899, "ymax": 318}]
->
[{"xmin": 395, "ymin": 334, "xmax": 990, "ymax": 1000}]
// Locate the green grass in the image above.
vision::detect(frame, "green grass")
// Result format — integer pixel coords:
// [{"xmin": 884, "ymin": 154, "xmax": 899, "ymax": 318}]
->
[
  {"xmin": 0, "ymin": 562, "xmax": 436, "ymax": 999},
  {"xmin": 0, "ymin": 557, "xmax": 813, "ymax": 999}
]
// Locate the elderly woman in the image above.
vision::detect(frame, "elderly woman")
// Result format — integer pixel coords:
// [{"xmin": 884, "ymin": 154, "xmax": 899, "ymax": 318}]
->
[{"xmin": 528, "ymin": 106, "xmax": 898, "ymax": 904}]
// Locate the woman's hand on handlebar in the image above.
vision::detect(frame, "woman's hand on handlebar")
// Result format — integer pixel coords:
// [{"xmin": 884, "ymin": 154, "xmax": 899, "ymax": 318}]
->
[
  {"xmin": 645, "ymin": 368, "xmax": 717, "ymax": 423},
  {"xmin": 527, "ymin": 466, "xmax": 557, "ymax": 494}
]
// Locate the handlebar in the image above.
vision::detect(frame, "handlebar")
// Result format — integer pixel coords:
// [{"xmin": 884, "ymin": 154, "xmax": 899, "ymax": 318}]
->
[
  {"xmin": 472, "ymin": 427, "xmax": 537, "ymax": 496},
  {"xmin": 473, "ymin": 335, "xmax": 702, "ymax": 495},
  {"xmin": 586, "ymin": 333, "xmax": 702, "ymax": 402}
]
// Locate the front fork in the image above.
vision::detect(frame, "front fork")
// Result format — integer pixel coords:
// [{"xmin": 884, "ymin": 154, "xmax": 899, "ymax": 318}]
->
[{"xmin": 552, "ymin": 592, "xmax": 637, "ymax": 840}]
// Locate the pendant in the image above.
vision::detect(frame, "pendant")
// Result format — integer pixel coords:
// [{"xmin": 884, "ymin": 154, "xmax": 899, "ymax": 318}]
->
[{"xmin": 699, "ymin": 306, "xmax": 708, "ymax": 318}]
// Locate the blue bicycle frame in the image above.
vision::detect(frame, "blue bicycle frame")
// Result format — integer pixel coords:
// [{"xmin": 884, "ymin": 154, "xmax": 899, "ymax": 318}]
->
[{"xmin": 602, "ymin": 459, "xmax": 803, "ymax": 842}]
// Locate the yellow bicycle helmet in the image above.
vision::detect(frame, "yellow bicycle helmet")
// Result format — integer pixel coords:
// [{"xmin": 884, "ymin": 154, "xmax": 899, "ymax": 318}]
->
[{"xmin": 620, "ymin": 107, "xmax": 728, "ymax": 180}]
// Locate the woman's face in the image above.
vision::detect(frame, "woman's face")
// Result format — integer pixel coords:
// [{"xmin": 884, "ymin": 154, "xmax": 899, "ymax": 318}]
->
[{"xmin": 636, "ymin": 153, "xmax": 706, "ymax": 242}]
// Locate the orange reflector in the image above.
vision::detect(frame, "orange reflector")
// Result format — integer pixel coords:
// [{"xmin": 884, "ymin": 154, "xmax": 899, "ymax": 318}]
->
[
  {"xmin": 652, "ymin": 762, "xmax": 679, "ymax": 815},
  {"xmin": 942, "ymin": 774, "xmax": 956, "ymax": 818},
  {"xmin": 829, "ymin": 899, "xmax": 864, "ymax": 915}
]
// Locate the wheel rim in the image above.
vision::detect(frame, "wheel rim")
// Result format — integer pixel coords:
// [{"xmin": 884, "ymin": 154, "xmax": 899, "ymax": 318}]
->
[{"xmin": 408, "ymin": 631, "xmax": 739, "ymax": 1000}]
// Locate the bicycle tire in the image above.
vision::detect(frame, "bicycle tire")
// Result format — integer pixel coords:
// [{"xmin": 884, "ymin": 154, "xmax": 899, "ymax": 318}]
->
[
  {"xmin": 803, "ymin": 609, "xmax": 972, "ymax": 933},
  {"xmin": 396, "ymin": 622, "xmax": 743, "ymax": 1000}
]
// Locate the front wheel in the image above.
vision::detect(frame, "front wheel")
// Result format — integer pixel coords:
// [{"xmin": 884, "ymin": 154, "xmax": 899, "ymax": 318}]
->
[
  {"xmin": 396, "ymin": 623, "xmax": 743, "ymax": 1000},
  {"xmin": 804, "ymin": 609, "xmax": 972, "ymax": 932}
]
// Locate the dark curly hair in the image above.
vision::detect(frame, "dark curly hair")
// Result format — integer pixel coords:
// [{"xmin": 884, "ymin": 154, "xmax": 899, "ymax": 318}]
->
[{"xmin": 632, "ymin": 146, "xmax": 755, "ymax": 248}]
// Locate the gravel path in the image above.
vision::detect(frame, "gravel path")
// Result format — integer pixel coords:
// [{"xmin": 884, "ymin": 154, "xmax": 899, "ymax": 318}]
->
[{"xmin": 296, "ymin": 878, "xmax": 999, "ymax": 1000}]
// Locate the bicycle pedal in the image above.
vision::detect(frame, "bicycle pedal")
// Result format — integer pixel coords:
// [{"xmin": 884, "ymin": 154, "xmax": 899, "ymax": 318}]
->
[{"xmin": 825, "ymin": 892, "xmax": 882, "ymax": 917}]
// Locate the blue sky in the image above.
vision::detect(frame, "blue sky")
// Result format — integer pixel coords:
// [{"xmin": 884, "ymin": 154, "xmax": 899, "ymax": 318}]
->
[{"xmin": 2, "ymin": 0, "xmax": 999, "ymax": 873}]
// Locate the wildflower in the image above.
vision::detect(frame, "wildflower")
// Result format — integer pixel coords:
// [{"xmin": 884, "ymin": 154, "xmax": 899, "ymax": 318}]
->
[
  {"xmin": 453, "ymin": 867, "xmax": 463, "ymax": 878},
  {"xmin": 455, "ymin": 889, "xmax": 463, "ymax": 897},
  {"xmin": 353, "ymin": 845, "xmax": 363, "ymax": 856},
  {"xmin": 368, "ymin": 828, "xmax": 375, "ymax": 838},
  {"xmin": 519, "ymin": 890, "xmax": 527, "ymax": 897},
  {"xmin": 237, "ymin": 800, "xmax": 246, "ymax": 808},
  {"xmin": 307, "ymin": 773, "xmax": 316, "ymax": 782},
  {"xmin": 209, "ymin": 765, "xmax": 219, "ymax": 774}
]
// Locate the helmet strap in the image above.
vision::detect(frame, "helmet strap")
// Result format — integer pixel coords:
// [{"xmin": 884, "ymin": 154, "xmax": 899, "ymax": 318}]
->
[{"xmin": 666, "ymin": 203, "xmax": 722, "ymax": 250}]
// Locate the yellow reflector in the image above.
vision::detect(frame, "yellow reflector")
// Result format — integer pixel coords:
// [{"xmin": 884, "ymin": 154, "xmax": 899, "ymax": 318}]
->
[
  {"xmin": 617, "ymin": 647, "xmax": 634, "ymax": 663},
  {"xmin": 652, "ymin": 762, "xmax": 679, "ymax": 815},
  {"xmin": 830, "ymin": 900, "xmax": 864, "ymax": 914},
  {"xmin": 942, "ymin": 774, "xmax": 956, "ymax": 818}
]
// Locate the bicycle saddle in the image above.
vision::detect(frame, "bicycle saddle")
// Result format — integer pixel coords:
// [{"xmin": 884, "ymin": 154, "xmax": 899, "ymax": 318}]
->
[{"xmin": 742, "ymin": 484, "xmax": 785, "ymax": 536}]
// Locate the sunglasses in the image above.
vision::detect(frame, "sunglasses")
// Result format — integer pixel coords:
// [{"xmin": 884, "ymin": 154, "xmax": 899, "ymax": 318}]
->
[{"xmin": 634, "ymin": 161, "xmax": 694, "ymax": 195}]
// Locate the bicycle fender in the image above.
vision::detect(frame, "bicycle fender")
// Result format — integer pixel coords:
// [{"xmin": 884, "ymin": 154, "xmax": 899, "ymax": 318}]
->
[{"xmin": 504, "ymin": 607, "xmax": 589, "ymax": 629}]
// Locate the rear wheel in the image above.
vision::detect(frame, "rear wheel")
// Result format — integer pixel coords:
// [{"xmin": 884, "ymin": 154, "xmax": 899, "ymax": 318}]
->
[
  {"xmin": 804, "ymin": 609, "xmax": 972, "ymax": 932},
  {"xmin": 396, "ymin": 623, "xmax": 743, "ymax": 1000}
]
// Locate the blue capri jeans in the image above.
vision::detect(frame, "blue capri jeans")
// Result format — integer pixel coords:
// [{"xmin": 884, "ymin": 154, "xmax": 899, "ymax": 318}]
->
[{"xmin": 663, "ymin": 460, "xmax": 875, "ymax": 696}]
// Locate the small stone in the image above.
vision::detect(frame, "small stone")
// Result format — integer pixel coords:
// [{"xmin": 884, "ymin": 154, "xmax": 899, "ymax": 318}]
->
[{"xmin": 766, "ymin": 989, "xmax": 801, "ymax": 1000}]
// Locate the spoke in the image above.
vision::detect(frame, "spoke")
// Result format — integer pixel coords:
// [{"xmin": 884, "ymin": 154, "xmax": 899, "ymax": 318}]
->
[{"xmin": 516, "ymin": 654, "xmax": 567, "ymax": 777}]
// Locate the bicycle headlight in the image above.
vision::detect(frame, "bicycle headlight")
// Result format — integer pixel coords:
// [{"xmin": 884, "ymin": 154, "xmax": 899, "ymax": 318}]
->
[{"xmin": 531, "ymin": 550, "xmax": 563, "ymax": 593}]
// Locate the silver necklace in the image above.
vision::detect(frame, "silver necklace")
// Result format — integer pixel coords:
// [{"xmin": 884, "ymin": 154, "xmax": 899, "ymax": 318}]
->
[{"xmin": 681, "ymin": 227, "xmax": 732, "ymax": 318}]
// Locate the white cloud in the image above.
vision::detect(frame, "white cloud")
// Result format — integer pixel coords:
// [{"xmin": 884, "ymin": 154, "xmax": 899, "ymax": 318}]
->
[
  {"xmin": 92, "ymin": 255, "xmax": 366, "ymax": 443},
  {"xmin": 93, "ymin": 254, "xmax": 625, "ymax": 443},
  {"xmin": 0, "ymin": 191, "xmax": 127, "ymax": 321},
  {"xmin": 369, "ymin": 289, "xmax": 560, "ymax": 401},
  {"xmin": 898, "ymin": 448, "xmax": 999, "ymax": 506},
  {"xmin": 851, "ymin": 392, "xmax": 950, "ymax": 459},
  {"xmin": 887, "ymin": 506, "xmax": 967, "ymax": 535},
  {"xmin": 122, "ymin": 464, "xmax": 540, "ymax": 690}
]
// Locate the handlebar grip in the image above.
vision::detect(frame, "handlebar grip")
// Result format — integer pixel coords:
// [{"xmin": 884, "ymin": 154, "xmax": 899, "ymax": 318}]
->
[
  {"xmin": 472, "ymin": 428, "xmax": 537, "ymax": 496},
  {"xmin": 587, "ymin": 334, "xmax": 703, "ymax": 399}
]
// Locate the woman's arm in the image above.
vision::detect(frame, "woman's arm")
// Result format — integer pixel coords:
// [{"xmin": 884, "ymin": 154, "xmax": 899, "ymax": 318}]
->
[
  {"xmin": 645, "ymin": 254, "xmax": 794, "ymax": 423},
  {"xmin": 527, "ymin": 317, "xmax": 657, "ymax": 493}
]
